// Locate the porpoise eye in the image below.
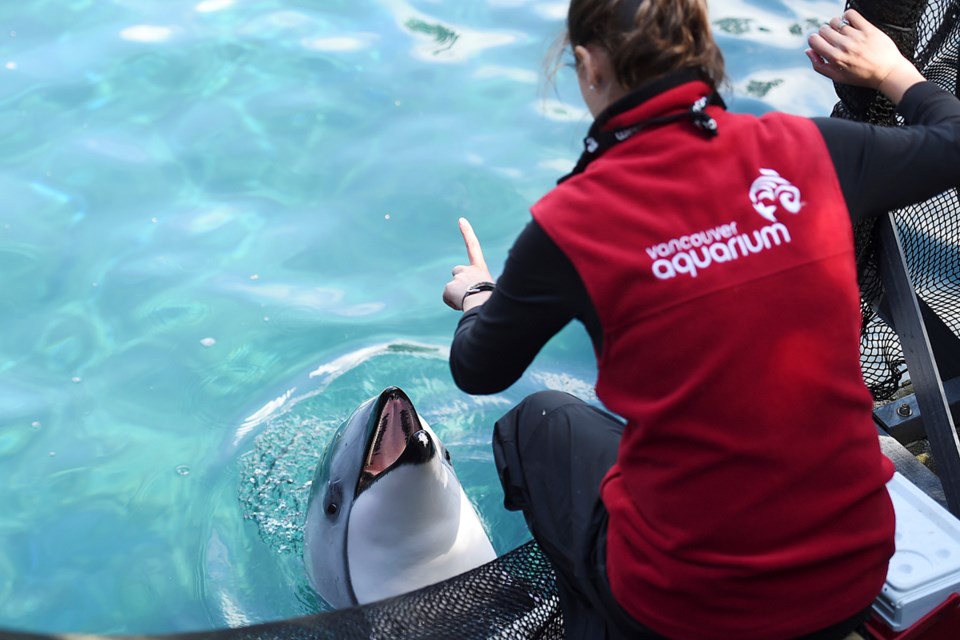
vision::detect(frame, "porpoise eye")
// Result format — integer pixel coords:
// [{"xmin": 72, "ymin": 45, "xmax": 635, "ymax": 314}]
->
[
  {"xmin": 324, "ymin": 481, "xmax": 343, "ymax": 519},
  {"xmin": 444, "ymin": 448, "xmax": 452, "ymax": 463}
]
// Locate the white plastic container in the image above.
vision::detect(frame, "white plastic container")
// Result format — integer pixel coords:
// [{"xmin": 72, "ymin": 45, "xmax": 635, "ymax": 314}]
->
[{"xmin": 873, "ymin": 472, "xmax": 960, "ymax": 631}]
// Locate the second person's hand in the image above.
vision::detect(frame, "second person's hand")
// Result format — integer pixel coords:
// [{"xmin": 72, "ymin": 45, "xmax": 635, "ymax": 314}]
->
[{"xmin": 806, "ymin": 9, "xmax": 925, "ymax": 105}]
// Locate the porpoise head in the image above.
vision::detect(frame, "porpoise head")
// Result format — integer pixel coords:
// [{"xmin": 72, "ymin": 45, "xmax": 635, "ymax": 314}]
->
[{"xmin": 304, "ymin": 386, "xmax": 496, "ymax": 607}]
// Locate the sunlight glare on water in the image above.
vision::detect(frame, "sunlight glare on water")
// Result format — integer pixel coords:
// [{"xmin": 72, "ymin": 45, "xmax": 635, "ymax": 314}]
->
[{"xmin": 0, "ymin": 0, "xmax": 843, "ymax": 634}]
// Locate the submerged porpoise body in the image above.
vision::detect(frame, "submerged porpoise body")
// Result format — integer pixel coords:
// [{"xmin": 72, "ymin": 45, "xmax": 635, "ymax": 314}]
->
[{"xmin": 304, "ymin": 386, "xmax": 497, "ymax": 607}]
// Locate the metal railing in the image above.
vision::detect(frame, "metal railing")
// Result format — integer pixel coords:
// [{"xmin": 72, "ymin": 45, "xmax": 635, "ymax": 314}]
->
[{"xmin": 878, "ymin": 213, "xmax": 960, "ymax": 516}]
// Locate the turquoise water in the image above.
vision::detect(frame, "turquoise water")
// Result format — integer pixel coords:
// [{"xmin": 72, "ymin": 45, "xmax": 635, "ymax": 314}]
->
[{"xmin": 0, "ymin": 0, "xmax": 842, "ymax": 635}]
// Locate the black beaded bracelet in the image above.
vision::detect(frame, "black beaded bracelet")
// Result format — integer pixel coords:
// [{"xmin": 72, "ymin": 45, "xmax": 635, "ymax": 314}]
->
[{"xmin": 460, "ymin": 281, "xmax": 496, "ymax": 309}]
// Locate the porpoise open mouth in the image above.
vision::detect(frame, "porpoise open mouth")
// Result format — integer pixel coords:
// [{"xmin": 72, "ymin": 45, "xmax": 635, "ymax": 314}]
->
[{"xmin": 357, "ymin": 388, "xmax": 423, "ymax": 494}]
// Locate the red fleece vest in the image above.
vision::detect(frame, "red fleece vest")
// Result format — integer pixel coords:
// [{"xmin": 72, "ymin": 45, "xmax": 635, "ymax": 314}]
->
[{"xmin": 532, "ymin": 81, "xmax": 895, "ymax": 639}]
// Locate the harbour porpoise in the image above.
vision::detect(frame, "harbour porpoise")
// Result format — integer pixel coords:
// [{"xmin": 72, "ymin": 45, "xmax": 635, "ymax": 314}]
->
[{"xmin": 304, "ymin": 386, "xmax": 497, "ymax": 607}]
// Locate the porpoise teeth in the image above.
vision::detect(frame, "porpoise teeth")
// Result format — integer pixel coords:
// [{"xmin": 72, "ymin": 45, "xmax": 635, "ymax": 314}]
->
[{"xmin": 372, "ymin": 413, "xmax": 389, "ymax": 455}]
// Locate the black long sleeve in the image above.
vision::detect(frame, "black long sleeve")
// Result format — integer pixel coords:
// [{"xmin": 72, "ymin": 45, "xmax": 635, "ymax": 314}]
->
[
  {"xmin": 813, "ymin": 81, "xmax": 960, "ymax": 223},
  {"xmin": 450, "ymin": 222, "xmax": 597, "ymax": 394}
]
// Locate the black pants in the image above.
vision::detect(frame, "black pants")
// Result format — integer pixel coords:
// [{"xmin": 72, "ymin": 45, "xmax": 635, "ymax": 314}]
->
[{"xmin": 491, "ymin": 391, "xmax": 872, "ymax": 640}]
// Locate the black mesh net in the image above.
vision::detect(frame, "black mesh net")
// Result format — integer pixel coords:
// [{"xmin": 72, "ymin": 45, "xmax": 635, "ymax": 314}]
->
[
  {"xmin": 165, "ymin": 540, "xmax": 562, "ymax": 640},
  {"xmin": 833, "ymin": 0, "xmax": 960, "ymax": 399}
]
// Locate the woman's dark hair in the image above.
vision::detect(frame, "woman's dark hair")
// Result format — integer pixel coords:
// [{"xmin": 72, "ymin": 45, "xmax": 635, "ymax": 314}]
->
[{"xmin": 566, "ymin": 0, "xmax": 725, "ymax": 90}]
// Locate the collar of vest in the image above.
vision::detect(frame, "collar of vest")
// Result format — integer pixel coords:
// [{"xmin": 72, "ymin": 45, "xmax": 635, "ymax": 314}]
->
[
  {"xmin": 558, "ymin": 71, "xmax": 726, "ymax": 184},
  {"xmin": 593, "ymin": 70, "xmax": 722, "ymax": 132}
]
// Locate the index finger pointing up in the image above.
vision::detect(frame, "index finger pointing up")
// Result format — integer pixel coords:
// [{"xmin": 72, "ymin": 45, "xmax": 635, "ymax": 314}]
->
[{"xmin": 459, "ymin": 217, "xmax": 487, "ymax": 268}]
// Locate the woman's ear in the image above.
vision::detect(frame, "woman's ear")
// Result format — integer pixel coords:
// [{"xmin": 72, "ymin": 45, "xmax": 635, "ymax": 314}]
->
[
  {"xmin": 574, "ymin": 43, "xmax": 623, "ymax": 117},
  {"xmin": 574, "ymin": 44, "xmax": 613, "ymax": 90},
  {"xmin": 573, "ymin": 44, "xmax": 598, "ymax": 89}
]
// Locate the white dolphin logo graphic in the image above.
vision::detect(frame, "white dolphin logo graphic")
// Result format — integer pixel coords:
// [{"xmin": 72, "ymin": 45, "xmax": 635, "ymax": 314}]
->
[{"xmin": 749, "ymin": 168, "xmax": 802, "ymax": 223}]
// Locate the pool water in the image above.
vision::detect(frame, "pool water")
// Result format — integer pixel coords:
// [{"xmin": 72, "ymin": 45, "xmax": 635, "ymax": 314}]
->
[{"xmin": 0, "ymin": 0, "xmax": 841, "ymax": 635}]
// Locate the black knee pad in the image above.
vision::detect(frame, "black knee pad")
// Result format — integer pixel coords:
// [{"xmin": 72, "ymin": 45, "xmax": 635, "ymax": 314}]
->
[{"xmin": 492, "ymin": 390, "xmax": 581, "ymax": 512}]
